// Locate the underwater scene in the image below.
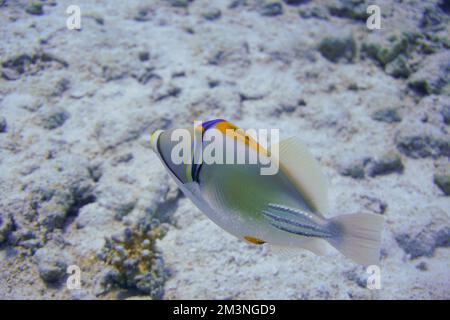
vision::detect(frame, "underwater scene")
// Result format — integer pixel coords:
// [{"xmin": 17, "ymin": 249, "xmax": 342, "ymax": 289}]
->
[{"xmin": 0, "ymin": 0, "xmax": 449, "ymax": 300}]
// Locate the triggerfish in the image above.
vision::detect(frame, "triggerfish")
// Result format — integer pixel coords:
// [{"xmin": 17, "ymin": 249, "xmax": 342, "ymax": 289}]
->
[{"xmin": 150, "ymin": 119, "xmax": 383, "ymax": 266}]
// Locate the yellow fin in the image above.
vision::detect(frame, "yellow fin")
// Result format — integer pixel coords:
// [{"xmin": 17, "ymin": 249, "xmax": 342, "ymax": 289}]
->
[
  {"xmin": 244, "ymin": 236, "xmax": 266, "ymax": 245},
  {"xmin": 272, "ymin": 137, "xmax": 329, "ymax": 215}
]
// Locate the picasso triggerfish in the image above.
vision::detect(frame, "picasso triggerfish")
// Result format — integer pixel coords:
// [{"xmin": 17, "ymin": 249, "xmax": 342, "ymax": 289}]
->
[{"xmin": 150, "ymin": 119, "xmax": 383, "ymax": 266}]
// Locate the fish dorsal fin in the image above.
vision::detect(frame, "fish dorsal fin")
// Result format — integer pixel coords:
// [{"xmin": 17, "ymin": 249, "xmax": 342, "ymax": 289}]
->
[{"xmin": 271, "ymin": 137, "xmax": 329, "ymax": 215}]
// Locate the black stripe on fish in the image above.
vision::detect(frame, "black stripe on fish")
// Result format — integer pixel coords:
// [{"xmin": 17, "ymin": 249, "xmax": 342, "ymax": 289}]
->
[
  {"xmin": 156, "ymin": 137, "xmax": 185, "ymax": 184},
  {"xmin": 192, "ymin": 120, "xmax": 225, "ymax": 183},
  {"xmin": 193, "ymin": 163, "xmax": 202, "ymax": 183},
  {"xmin": 267, "ymin": 222, "xmax": 324, "ymax": 238},
  {"xmin": 267, "ymin": 204, "xmax": 321, "ymax": 228},
  {"xmin": 261, "ymin": 210, "xmax": 322, "ymax": 232},
  {"xmin": 262, "ymin": 204, "xmax": 334, "ymax": 238},
  {"xmin": 262, "ymin": 210, "xmax": 334, "ymax": 238},
  {"xmin": 268, "ymin": 203, "xmax": 317, "ymax": 221}
]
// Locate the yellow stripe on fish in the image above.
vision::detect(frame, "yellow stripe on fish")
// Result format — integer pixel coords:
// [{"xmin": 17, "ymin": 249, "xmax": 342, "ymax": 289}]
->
[
  {"xmin": 214, "ymin": 120, "xmax": 269, "ymax": 156},
  {"xmin": 150, "ymin": 129, "xmax": 163, "ymax": 151}
]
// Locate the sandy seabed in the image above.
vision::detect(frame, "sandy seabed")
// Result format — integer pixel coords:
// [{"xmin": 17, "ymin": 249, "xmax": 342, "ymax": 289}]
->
[{"xmin": 0, "ymin": 0, "xmax": 449, "ymax": 299}]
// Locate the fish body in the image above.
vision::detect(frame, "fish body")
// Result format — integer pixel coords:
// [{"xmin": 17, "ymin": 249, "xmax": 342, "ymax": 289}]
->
[
  {"xmin": 198, "ymin": 157, "xmax": 327, "ymax": 247},
  {"xmin": 151, "ymin": 119, "xmax": 383, "ymax": 265}
]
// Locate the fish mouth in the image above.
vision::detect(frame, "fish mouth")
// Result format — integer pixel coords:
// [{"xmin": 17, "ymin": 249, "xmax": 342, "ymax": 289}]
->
[{"xmin": 150, "ymin": 130, "xmax": 164, "ymax": 152}]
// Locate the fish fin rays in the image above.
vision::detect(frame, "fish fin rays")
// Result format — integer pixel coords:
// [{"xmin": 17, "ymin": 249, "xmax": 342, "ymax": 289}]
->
[
  {"xmin": 269, "ymin": 239, "xmax": 329, "ymax": 258},
  {"xmin": 270, "ymin": 137, "xmax": 329, "ymax": 215},
  {"xmin": 300, "ymin": 239, "xmax": 329, "ymax": 256},
  {"xmin": 269, "ymin": 245, "xmax": 301, "ymax": 260},
  {"xmin": 328, "ymin": 213, "xmax": 384, "ymax": 266}
]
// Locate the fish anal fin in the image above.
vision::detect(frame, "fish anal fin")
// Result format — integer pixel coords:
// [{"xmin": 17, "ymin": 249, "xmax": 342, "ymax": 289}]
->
[
  {"xmin": 270, "ymin": 239, "xmax": 329, "ymax": 258},
  {"xmin": 300, "ymin": 238, "xmax": 329, "ymax": 256},
  {"xmin": 270, "ymin": 245, "xmax": 302, "ymax": 259}
]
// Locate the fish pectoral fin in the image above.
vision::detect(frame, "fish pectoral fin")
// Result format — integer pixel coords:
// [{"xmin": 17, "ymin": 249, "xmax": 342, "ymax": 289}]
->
[
  {"xmin": 270, "ymin": 137, "xmax": 329, "ymax": 215},
  {"xmin": 181, "ymin": 182, "xmax": 216, "ymax": 216},
  {"xmin": 262, "ymin": 204, "xmax": 333, "ymax": 238}
]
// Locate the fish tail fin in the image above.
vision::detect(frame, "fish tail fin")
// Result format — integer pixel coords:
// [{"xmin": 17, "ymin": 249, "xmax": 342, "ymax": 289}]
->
[{"xmin": 327, "ymin": 213, "xmax": 383, "ymax": 266}]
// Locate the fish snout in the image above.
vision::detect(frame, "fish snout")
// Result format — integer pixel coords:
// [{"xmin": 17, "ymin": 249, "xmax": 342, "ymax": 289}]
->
[{"xmin": 150, "ymin": 130, "xmax": 164, "ymax": 152}]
